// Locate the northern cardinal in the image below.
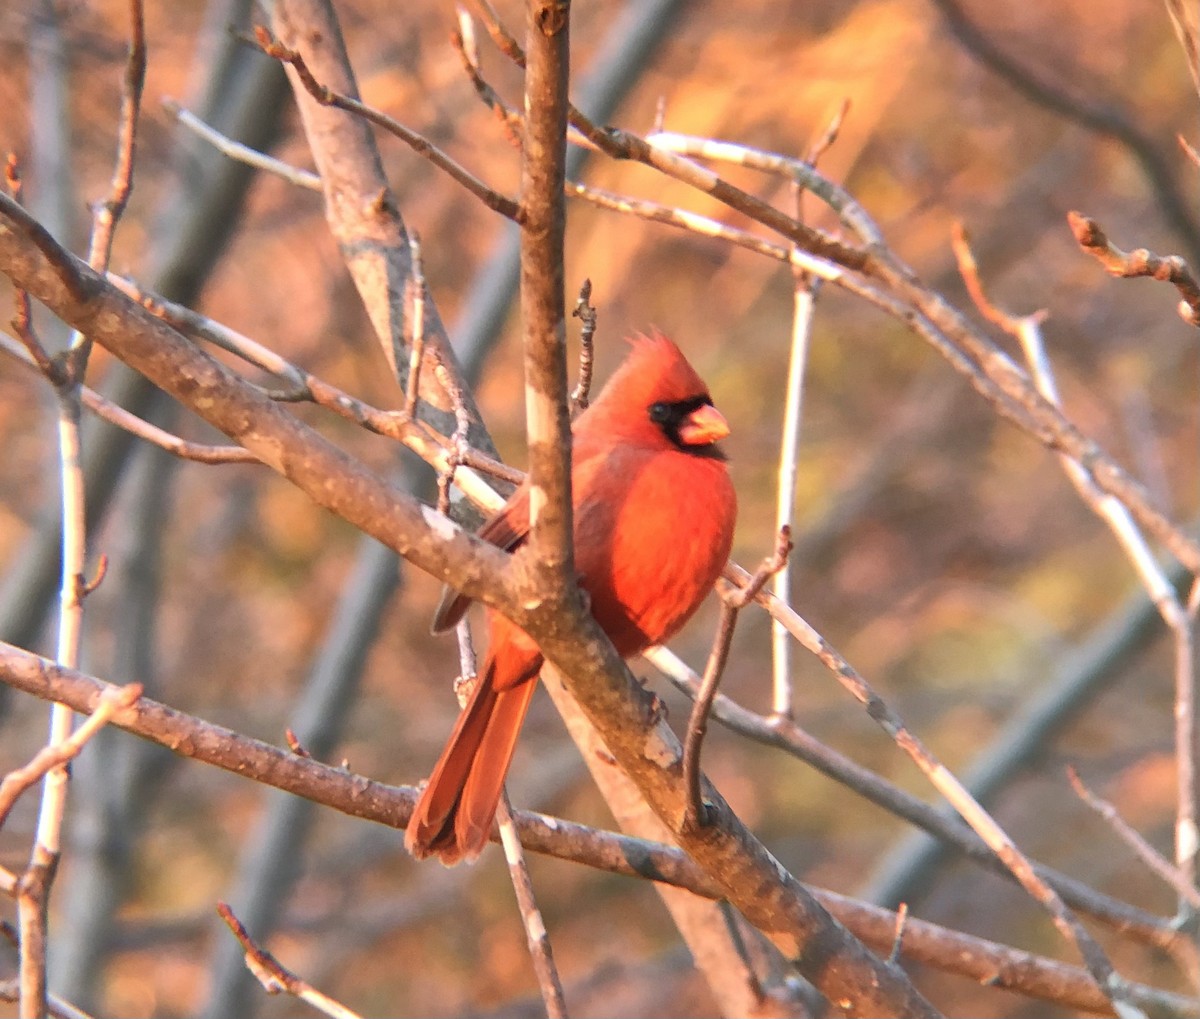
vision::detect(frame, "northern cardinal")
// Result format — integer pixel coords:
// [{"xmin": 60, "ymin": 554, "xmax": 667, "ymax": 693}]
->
[{"xmin": 406, "ymin": 332, "xmax": 737, "ymax": 864}]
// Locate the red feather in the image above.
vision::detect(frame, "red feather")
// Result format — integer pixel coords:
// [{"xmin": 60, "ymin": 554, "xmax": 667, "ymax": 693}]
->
[{"xmin": 407, "ymin": 333, "xmax": 737, "ymax": 864}]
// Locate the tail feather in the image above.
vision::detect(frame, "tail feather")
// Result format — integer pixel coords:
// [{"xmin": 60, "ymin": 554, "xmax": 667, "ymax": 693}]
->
[
  {"xmin": 406, "ymin": 653, "xmax": 541, "ymax": 865},
  {"xmin": 453, "ymin": 678, "xmax": 538, "ymax": 855}
]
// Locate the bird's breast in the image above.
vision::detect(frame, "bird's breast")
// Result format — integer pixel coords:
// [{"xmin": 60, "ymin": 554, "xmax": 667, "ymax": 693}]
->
[{"xmin": 575, "ymin": 450, "xmax": 736, "ymax": 656}]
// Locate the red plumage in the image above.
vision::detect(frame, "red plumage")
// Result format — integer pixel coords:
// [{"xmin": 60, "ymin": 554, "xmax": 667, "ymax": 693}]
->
[{"xmin": 406, "ymin": 333, "xmax": 737, "ymax": 864}]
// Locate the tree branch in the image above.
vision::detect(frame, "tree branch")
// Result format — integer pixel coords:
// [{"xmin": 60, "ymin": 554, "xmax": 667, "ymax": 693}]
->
[
  {"xmin": 2, "ymin": 640, "xmax": 1192, "ymax": 1017},
  {"xmin": 517, "ymin": 0, "xmax": 577, "ymax": 611}
]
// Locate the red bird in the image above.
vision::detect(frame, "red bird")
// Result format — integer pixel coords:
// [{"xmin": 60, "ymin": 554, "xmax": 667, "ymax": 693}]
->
[{"xmin": 407, "ymin": 333, "xmax": 737, "ymax": 864}]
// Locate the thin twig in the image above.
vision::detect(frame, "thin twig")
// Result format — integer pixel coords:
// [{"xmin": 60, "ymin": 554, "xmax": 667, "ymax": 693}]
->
[
  {"xmin": 807, "ymin": 98, "xmax": 851, "ymax": 167},
  {"xmin": 496, "ymin": 792, "xmax": 570, "ymax": 1018},
  {"xmin": 8, "ymin": 291, "xmax": 59, "ymax": 383},
  {"xmin": 216, "ymin": 902, "xmax": 363, "ymax": 1019},
  {"xmin": 792, "ymin": 98, "xmax": 850, "ymax": 228},
  {"xmin": 0, "ymin": 683, "xmax": 143, "ymax": 830},
  {"xmin": 4, "ymin": 157, "xmax": 60, "ymax": 383},
  {"xmin": 722, "ymin": 562, "xmax": 1150, "ymax": 1018},
  {"xmin": 403, "ymin": 233, "xmax": 427, "ymax": 419},
  {"xmin": 683, "ymin": 529, "xmax": 790, "ymax": 827},
  {"xmin": 433, "ymin": 361, "xmax": 478, "ymax": 516},
  {"xmin": 1068, "ymin": 210, "xmax": 1200, "ymax": 327},
  {"xmin": 1, "ymin": 332, "xmax": 260, "ymax": 465},
  {"xmin": 569, "ymin": 278, "xmax": 596, "ymax": 415},
  {"xmin": 4, "ymin": 641, "xmax": 1196, "ymax": 1016},
  {"xmin": 67, "ymin": 0, "xmax": 145, "ymax": 377},
  {"xmin": 5, "ymin": 157, "xmax": 62, "ymax": 386},
  {"xmin": 772, "ymin": 261, "xmax": 818, "ymax": 720},
  {"xmin": 1163, "ymin": 0, "xmax": 1200, "ymax": 102},
  {"xmin": 107, "ymin": 274, "xmax": 310, "ymax": 397},
  {"xmin": 103, "ymin": 278, "xmax": 520, "ymax": 497},
  {"xmin": 1069, "ymin": 766, "xmax": 1200, "ymax": 913},
  {"xmin": 252, "ymin": 26, "xmax": 520, "ymax": 222},
  {"xmin": 163, "ymin": 97, "xmax": 322, "ymax": 190},
  {"xmin": 889, "ymin": 903, "xmax": 910, "ymax": 966},
  {"xmin": 954, "ymin": 221, "xmax": 1200, "ymax": 905},
  {"xmin": 21, "ymin": 387, "xmax": 80, "ymax": 1019},
  {"xmin": 450, "ymin": 600, "xmax": 568, "ymax": 1018},
  {"xmin": 453, "ymin": 10, "xmax": 524, "ymax": 149},
  {"xmin": 567, "ymin": 180, "xmax": 792, "ymax": 262},
  {"xmin": 0, "ymin": 979, "xmax": 96, "ymax": 1019}
]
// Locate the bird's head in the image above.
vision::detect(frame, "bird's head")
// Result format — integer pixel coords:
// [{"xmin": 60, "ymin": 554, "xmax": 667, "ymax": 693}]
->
[{"xmin": 586, "ymin": 331, "xmax": 730, "ymax": 460}]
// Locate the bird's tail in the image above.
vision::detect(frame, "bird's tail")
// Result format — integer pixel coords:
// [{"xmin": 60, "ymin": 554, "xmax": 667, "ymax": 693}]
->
[{"xmin": 406, "ymin": 651, "xmax": 541, "ymax": 865}]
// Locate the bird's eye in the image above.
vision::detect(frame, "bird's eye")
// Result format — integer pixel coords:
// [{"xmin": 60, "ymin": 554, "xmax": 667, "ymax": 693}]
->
[{"xmin": 648, "ymin": 401, "xmax": 671, "ymax": 423}]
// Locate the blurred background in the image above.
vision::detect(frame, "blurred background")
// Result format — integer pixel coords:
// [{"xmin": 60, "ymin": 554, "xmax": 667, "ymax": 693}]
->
[{"xmin": 1, "ymin": 0, "xmax": 1198, "ymax": 1015}]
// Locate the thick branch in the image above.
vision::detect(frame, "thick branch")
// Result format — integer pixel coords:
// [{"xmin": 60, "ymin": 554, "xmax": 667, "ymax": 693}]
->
[
  {"xmin": 518, "ymin": 0, "xmax": 576, "ymax": 605},
  {"xmin": 2, "ymin": 642, "xmax": 1192, "ymax": 1017},
  {"xmin": 266, "ymin": 0, "xmax": 483, "ymax": 445},
  {"xmin": 0, "ymin": 200, "xmax": 512, "ymax": 611}
]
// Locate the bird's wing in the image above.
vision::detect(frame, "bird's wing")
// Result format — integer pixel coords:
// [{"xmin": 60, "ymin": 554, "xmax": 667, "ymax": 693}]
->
[{"xmin": 430, "ymin": 483, "xmax": 532, "ymax": 633}]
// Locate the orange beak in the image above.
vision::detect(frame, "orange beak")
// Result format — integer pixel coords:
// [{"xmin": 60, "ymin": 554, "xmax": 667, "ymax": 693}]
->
[{"xmin": 676, "ymin": 403, "xmax": 731, "ymax": 446}]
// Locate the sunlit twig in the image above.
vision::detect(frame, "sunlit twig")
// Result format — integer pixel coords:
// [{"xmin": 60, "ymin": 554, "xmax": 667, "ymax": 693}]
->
[
  {"xmin": 1068, "ymin": 210, "xmax": 1200, "ymax": 327},
  {"xmin": 1069, "ymin": 766, "xmax": 1200, "ymax": 913},
  {"xmin": 570, "ymin": 278, "xmax": 596, "ymax": 415},
  {"xmin": 683, "ymin": 529, "xmax": 790, "ymax": 827},
  {"xmin": 955, "ymin": 220, "xmax": 1200, "ymax": 909},
  {"xmin": 252, "ymin": 26, "xmax": 520, "ymax": 222},
  {"xmin": 217, "ymin": 902, "xmax": 363, "ymax": 1019}
]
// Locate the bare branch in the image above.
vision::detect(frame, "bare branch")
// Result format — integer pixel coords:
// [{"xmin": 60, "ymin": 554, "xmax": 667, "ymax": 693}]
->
[
  {"xmin": 772, "ymin": 258, "xmax": 819, "ymax": 720},
  {"xmin": 564, "ymin": 109, "xmax": 1200, "ymax": 582},
  {"xmin": 81, "ymin": 0, "xmax": 145, "ymax": 286},
  {"xmin": 163, "ymin": 98, "xmax": 322, "ymax": 191},
  {"xmin": 645, "ymin": 641, "xmax": 1182, "ymax": 952},
  {"xmin": 1069, "ymin": 766, "xmax": 1200, "ymax": 913},
  {"xmin": 403, "ymin": 233, "xmax": 427, "ymax": 419},
  {"xmin": 516, "ymin": 0, "xmax": 577, "ymax": 615},
  {"xmin": 957, "ymin": 221, "xmax": 1200, "ymax": 900},
  {"xmin": 569, "ymin": 278, "xmax": 596, "ymax": 415},
  {"xmin": 646, "ymin": 130, "xmax": 882, "ymax": 247},
  {"xmin": 1, "ymin": 331, "xmax": 260, "ymax": 465},
  {"xmin": 1163, "ymin": 0, "xmax": 1200, "ymax": 101},
  {"xmin": 0, "ymin": 979, "xmax": 96, "ymax": 1019},
  {"xmin": 453, "ymin": 11, "xmax": 525, "ymax": 149},
  {"xmin": 0, "ymin": 209, "xmax": 519, "ymax": 614},
  {"xmin": 684, "ymin": 529, "xmax": 790, "ymax": 827},
  {"xmin": 217, "ymin": 903, "xmax": 362, "ymax": 1019},
  {"xmin": 725, "ymin": 564, "xmax": 1151, "ymax": 1016},
  {"xmin": 1069, "ymin": 211, "xmax": 1200, "ymax": 327},
  {"xmin": 0, "ymin": 683, "xmax": 142, "ymax": 830},
  {"xmin": 252, "ymin": 26, "xmax": 520, "ymax": 222},
  {"xmin": 264, "ymin": 0, "xmax": 489, "ymax": 447},
  {"xmin": 1, "ymin": 642, "xmax": 1196, "ymax": 1016},
  {"xmin": 496, "ymin": 791, "xmax": 570, "ymax": 1018},
  {"xmin": 929, "ymin": 0, "xmax": 1200, "ymax": 264}
]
